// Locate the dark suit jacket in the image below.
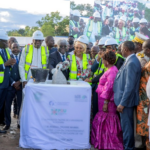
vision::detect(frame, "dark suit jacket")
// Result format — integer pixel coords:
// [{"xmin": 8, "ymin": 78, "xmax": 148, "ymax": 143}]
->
[
  {"xmin": 0, "ymin": 49, "xmax": 11, "ymax": 89},
  {"xmin": 48, "ymin": 51, "xmax": 69, "ymax": 80},
  {"xmin": 113, "ymin": 55, "xmax": 141, "ymax": 107},
  {"xmin": 102, "ymin": 25, "xmax": 113, "ymax": 36},
  {"xmin": 9, "ymin": 53, "xmax": 22, "ymax": 89}
]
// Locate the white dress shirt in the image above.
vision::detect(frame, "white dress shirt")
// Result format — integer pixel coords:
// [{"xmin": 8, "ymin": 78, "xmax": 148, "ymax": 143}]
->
[
  {"xmin": 58, "ymin": 51, "xmax": 66, "ymax": 61},
  {"xmin": 19, "ymin": 46, "xmax": 43, "ymax": 82}
]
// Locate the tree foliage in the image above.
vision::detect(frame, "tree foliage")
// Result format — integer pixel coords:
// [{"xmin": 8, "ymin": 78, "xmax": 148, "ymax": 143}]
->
[
  {"xmin": 70, "ymin": 1, "xmax": 93, "ymax": 17},
  {"xmin": 8, "ymin": 11, "xmax": 69, "ymax": 37}
]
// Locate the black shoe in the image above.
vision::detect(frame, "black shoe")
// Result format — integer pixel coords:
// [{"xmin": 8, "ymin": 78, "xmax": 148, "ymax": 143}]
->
[
  {"xmin": 17, "ymin": 124, "xmax": 20, "ymax": 129},
  {"xmin": 0, "ymin": 130, "xmax": 7, "ymax": 134},
  {"xmin": 3, "ymin": 125, "xmax": 10, "ymax": 130}
]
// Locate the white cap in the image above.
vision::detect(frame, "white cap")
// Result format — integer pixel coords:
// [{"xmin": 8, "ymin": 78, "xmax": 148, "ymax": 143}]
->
[
  {"xmin": 76, "ymin": 35, "xmax": 89, "ymax": 45},
  {"xmin": 73, "ymin": 10, "xmax": 81, "ymax": 17},
  {"xmin": 135, "ymin": 32, "xmax": 149, "ymax": 41},
  {"xmin": 105, "ymin": 38, "xmax": 118, "ymax": 46},
  {"xmin": 0, "ymin": 29, "xmax": 8, "ymax": 40},
  {"xmin": 120, "ymin": 15, "xmax": 126, "ymax": 22},
  {"xmin": 140, "ymin": 18, "xmax": 148, "ymax": 24},
  {"xmin": 93, "ymin": 11, "xmax": 100, "ymax": 18},
  {"xmin": 98, "ymin": 37, "xmax": 108, "ymax": 46},
  {"xmin": 32, "ymin": 30, "xmax": 44, "ymax": 40},
  {"xmin": 134, "ymin": 8, "xmax": 139, "ymax": 11},
  {"xmin": 132, "ymin": 17, "xmax": 140, "ymax": 23}
]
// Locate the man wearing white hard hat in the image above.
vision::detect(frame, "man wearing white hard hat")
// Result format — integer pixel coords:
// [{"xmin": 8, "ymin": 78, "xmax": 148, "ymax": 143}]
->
[
  {"xmin": 84, "ymin": 11, "xmax": 102, "ymax": 43},
  {"xmin": 19, "ymin": 30, "xmax": 49, "ymax": 87},
  {"xmin": 130, "ymin": 18, "xmax": 140, "ymax": 40},
  {"xmin": 105, "ymin": 38, "xmax": 124, "ymax": 69},
  {"xmin": 113, "ymin": 16, "xmax": 129, "ymax": 45},
  {"xmin": 0, "ymin": 30, "xmax": 16, "ymax": 133},
  {"xmin": 94, "ymin": 0, "xmax": 102, "ymax": 17},
  {"xmin": 69, "ymin": 10, "xmax": 80, "ymax": 38},
  {"xmin": 139, "ymin": 18, "xmax": 148, "ymax": 28}
]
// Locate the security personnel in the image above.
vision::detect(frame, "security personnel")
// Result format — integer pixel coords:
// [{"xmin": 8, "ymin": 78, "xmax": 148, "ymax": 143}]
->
[
  {"xmin": 0, "ymin": 30, "xmax": 16, "ymax": 133},
  {"xmin": 69, "ymin": 10, "xmax": 80, "ymax": 38},
  {"xmin": 85, "ymin": 37, "xmax": 108, "ymax": 118},
  {"xmin": 130, "ymin": 18, "xmax": 140, "ymax": 40},
  {"xmin": 84, "ymin": 11, "xmax": 102, "ymax": 43},
  {"xmin": 19, "ymin": 30, "xmax": 49, "ymax": 88},
  {"xmin": 132, "ymin": 32, "xmax": 149, "ymax": 68}
]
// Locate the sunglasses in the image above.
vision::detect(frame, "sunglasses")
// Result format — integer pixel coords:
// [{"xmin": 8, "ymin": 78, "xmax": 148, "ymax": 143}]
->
[{"xmin": 60, "ymin": 45, "xmax": 67, "ymax": 48}]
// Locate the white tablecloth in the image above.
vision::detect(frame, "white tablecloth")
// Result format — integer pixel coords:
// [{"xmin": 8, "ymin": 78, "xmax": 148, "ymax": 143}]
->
[{"xmin": 19, "ymin": 80, "xmax": 91, "ymax": 150}]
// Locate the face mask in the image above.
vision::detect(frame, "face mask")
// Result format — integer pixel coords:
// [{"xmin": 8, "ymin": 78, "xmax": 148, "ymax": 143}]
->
[{"xmin": 69, "ymin": 41, "xmax": 74, "ymax": 45}]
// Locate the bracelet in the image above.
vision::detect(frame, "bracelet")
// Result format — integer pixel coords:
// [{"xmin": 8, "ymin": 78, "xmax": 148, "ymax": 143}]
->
[{"xmin": 104, "ymin": 101, "xmax": 108, "ymax": 104}]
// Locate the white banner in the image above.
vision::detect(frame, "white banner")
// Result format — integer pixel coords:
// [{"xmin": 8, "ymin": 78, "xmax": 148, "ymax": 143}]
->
[{"xmin": 19, "ymin": 81, "xmax": 91, "ymax": 150}]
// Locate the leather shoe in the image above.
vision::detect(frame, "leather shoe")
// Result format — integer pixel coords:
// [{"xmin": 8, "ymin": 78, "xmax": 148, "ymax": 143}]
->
[
  {"xmin": 3, "ymin": 125, "xmax": 10, "ymax": 130},
  {"xmin": 0, "ymin": 130, "xmax": 7, "ymax": 134}
]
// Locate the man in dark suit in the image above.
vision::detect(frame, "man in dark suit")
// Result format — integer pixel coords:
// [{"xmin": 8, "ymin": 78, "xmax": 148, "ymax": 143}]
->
[
  {"xmin": 3, "ymin": 43, "xmax": 22, "ymax": 130},
  {"xmin": 48, "ymin": 39, "xmax": 69, "ymax": 80},
  {"xmin": 0, "ymin": 30, "xmax": 16, "ymax": 133},
  {"xmin": 113, "ymin": 41, "xmax": 141, "ymax": 150},
  {"xmin": 102, "ymin": 18, "xmax": 114, "ymax": 36}
]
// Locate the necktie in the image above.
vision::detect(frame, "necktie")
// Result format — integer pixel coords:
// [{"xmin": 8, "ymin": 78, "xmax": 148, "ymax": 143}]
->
[
  {"xmin": 62, "ymin": 55, "xmax": 65, "ymax": 62},
  {"xmin": 15, "ymin": 56, "xmax": 19, "ymax": 64}
]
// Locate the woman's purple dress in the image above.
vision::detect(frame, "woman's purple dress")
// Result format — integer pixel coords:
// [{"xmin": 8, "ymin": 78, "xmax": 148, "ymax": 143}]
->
[{"xmin": 91, "ymin": 66, "xmax": 123, "ymax": 150}]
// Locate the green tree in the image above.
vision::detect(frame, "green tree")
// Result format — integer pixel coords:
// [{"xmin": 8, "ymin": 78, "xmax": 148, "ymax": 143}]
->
[{"xmin": 41, "ymin": 23, "xmax": 55, "ymax": 37}]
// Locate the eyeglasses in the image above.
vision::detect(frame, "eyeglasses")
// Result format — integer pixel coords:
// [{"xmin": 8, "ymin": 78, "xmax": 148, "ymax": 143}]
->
[{"xmin": 60, "ymin": 45, "xmax": 67, "ymax": 48}]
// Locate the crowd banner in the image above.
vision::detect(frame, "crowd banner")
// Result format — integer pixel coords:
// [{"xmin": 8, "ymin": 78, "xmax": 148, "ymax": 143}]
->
[
  {"xmin": 19, "ymin": 80, "xmax": 91, "ymax": 149},
  {"xmin": 69, "ymin": 0, "xmax": 150, "ymax": 44}
]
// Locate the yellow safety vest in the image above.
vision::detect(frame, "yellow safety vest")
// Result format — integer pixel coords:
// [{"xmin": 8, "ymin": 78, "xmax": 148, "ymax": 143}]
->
[
  {"xmin": 0, "ymin": 48, "xmax": 10, "ymax": 83},
  {"xmin": 68, "ymin": 54, "xmax": 90, "ymax": 81},
  {"xmin": 69, "ymin": 20, "xmax": 80, "ymax": 38},
  {"xmin": 87, "ymin": 20, "xmax": 102, "ymax": 39},
  {"xmin": 115, "ymin": 27, "xmax": 126, "ymax": 44},
  {"xmin": 115, "ymin": 53, "xmax": 125, "ymax": 64},
  {"xmin": 24, "ymin": 45, "xmax": 49, "ymax": 80}
]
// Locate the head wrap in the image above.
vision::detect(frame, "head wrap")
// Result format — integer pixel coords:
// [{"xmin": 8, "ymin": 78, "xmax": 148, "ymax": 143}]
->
[{"xmin": 74, "ymin": 41, "xmax": 87, "ymax": 53}]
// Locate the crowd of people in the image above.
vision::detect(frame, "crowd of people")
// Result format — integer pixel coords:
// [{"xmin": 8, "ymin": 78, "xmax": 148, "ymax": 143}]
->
[
  {"xmin": 0, "ymin": 27, "xmax": 150, "ymax": 150},
  {"xmin": 70, "ymin": 1, "xmax": 150, "ymax": 44}
]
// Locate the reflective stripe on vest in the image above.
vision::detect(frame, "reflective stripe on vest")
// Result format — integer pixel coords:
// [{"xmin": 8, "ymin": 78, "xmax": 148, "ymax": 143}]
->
[
  {"xmin": 0, "ymin": 48, "xmax": 10, "ymax": 83},
  {"xmin": 70, "ymin": 20, "xmax": 79, "ymax": 38},
  {"xmin": 24, "ymin": 45, "xmax": 49, "ymax": 80},
  {"xmin": 87, "ymin": 20, "xmax": 102, "ymax": 38},
  {"xmin": 130, "ymin": 27, "xmax": 135, "ymax": 40},
  {"xmin": 115, "ymin": 27, "xmax": 126, "ymax": 43},
  {"xmin": 68, "ymin": 54, "xmax": 89, "ymax": 80},
  {"xmin": 115, "ymin": 53, "xmax": 125, "ymax": 64}
]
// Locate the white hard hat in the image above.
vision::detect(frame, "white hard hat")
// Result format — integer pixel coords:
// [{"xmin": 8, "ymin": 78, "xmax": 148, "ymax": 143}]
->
[
  {"xmin": 32, "ymin": 30, "xmax": 44, "ymax": 40},
  {"xmin": 120, "ymin": 15, "xmax": 126, "ymax": 22},
  {"xmin": 105, "ymin": 38, "xmax": 118, "ymax": 46},
  {"xmin": 76, "ymin": 35, "xmax": 89, "ymax": 45},
  {"xmin": 93, "ymin": 11, "xmax": 100, "ymax": 18},
  {"xmin": 0, "ymin": 29, "xmax": 8, "ymax": 40},
  {"xmin": 132, "ymin": 17, "xmax": 140, "ymax": 23},
  {"xmin": 140, "ymin": 18, "xmax": 148, "ymax": 24},
  {"xmin": 73, "ymin": 10, "xmax": 81, "ymax": 17},
  {"xmin": 134, "ymin": 8, "xmax": 139, "ymax": 11},
  {"xmin": 108, "ymin": 2, "xmax": 112, "ymax": 6},
  {"xmin": 98, "ymin": 37, "xmax": 108, "ymax": 46}
]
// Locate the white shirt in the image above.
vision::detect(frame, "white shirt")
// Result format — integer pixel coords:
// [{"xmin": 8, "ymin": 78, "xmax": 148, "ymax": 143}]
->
[
  {"xmin": 58, "ymin": 51, "xmax": 66, "ymax": 61},
  {"xmin": 19, "ymin": 46, "xmax": 43, "ymax": 82}
]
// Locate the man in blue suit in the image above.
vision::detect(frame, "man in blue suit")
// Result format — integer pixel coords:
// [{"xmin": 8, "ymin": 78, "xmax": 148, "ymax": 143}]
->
[
  {"xmin": 4, "ymin": 43, "xmax": 22, "ymax": 130},
  {"xmin": 0, "ymin": 30, "xmax": 16, "ymax": 133},
  {"xmin": 113, "ymin": 41, "xmax": 141, "ymax": 150}
]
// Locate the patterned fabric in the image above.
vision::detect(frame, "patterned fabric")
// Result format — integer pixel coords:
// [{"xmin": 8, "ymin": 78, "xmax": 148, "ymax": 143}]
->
[
  {"xmin": 91, "ymin": 66, "xmax": 123, "ymax": 150},
  {"xmin": 136, "ymin": 61, "xmax": 150, "ymax": 137}
]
